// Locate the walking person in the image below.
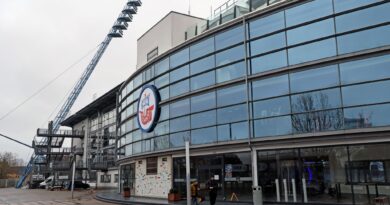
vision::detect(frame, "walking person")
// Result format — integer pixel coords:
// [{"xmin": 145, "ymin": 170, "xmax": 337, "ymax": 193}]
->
[
  {"xmin": 207, "ymin": 177, "xmax": 218, "ymax": 205},
  {"xmin": 191, "ymin": 181, "xmax": 200, "ymax": 205}
]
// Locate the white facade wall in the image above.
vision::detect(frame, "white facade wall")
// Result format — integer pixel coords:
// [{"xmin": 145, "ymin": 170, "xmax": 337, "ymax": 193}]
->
[
  {"xmin": 136, "ymin": 12, "xmax": 205, "ymax": 69},
  {"xmin": 134, "ymin": 156, "xmax": 172, "ymax": 198},
  {"xmin": 97, "ymin": 170, "xmax": 119, "ymax": 189}
]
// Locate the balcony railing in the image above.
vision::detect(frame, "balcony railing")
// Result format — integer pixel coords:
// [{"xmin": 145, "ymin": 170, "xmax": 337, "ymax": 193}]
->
[{"xmin": 36, "ymin": 128, "xmax": 84, "ymax": 137}]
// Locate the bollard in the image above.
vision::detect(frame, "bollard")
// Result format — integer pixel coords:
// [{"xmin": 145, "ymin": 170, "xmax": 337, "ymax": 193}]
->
[{"xmin": 253, "ymin": 186, "xmax": 263, "ymax": 205}]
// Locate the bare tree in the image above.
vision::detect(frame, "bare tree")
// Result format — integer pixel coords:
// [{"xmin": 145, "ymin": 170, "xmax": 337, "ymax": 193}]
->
[{"xmin": 0, "ymin": 152, "xmax": 25, "ymax": 179}]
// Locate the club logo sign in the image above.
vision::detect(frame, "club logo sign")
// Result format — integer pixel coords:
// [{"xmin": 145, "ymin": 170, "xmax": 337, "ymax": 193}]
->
[{"xmin": 137, "ymin": 85, "xmax": 160, "ymax": 133}]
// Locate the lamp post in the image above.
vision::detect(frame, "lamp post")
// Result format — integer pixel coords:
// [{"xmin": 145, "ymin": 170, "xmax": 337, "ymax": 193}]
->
[{"xmin": 185, "ymin": 141, "xmax": 191, "ymax": 205}]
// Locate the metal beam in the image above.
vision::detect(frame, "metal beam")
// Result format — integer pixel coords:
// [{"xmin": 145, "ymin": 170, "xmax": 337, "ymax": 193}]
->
[{"xmin": 0, "ymin": 133, "xmax": 32, "ymax": 148}]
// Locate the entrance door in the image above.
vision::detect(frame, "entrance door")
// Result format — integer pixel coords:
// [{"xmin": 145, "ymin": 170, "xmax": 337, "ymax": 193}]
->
[
  {"xmin": 121, "ymin": 163, "xmax": 136, "ymax": 194},
  {"xmin": 195, "ymin": 156, "xmax": 223, "ymax": 200}
]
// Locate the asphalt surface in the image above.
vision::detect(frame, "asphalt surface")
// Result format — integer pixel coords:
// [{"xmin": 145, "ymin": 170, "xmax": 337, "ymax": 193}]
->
[{"xmin": 0, "ymin": 188, "xmax": 113, "ymax": 205}]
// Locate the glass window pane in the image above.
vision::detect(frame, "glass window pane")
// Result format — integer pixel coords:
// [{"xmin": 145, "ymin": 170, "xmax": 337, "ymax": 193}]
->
[
  {"xmin": 190, "ymin": 71, "xmax": 215, "ymax": 91},
  {"xmin": 133, "ymin": 141, "xmax": 142, "ymax": 154},
  {"xmin": 251, "ymin": 50, "xmax": 287, "ymax": 74},
  {"xmin": 344, "ymin": 103, "xmax": 390, "ymax": 129},
  {"xmin": 160, "ymin": 86, "xmax": 169, "ymax": 101},
  {"xmin": 340, "ymin": 54, "xmax": 390, "ymax": 85},
  {"xmin": 170, "ymin": 131, "xmax": 190, "ymax": 148},
  {"xmin": 254, "ymin": 116, "xmax": 292, "ymax": 137},
  {"xmin": 253, "ymin": 96, "xmax": 291, "ymax": 118},
  {"xmin": 285, "ymin": 0, "xmax": 333, "ymax": 27},
  {"xmin": 252, "ymin": 75, "xmax": 289, "ymax": 100},
  {"xmin": 250, "ymin": 32, "xmax": 286, "ymax": 56},
  {"xmin": 249, "ymin": 11, "xmax": 285, "ymax": 39},
  {"xmin": 170, "ymin": 79, "xmax": 189, "ymax": 97},
  {"xmin": 292, "ymin": 109, "xmax": 343, "ymax": 133},
  {"xmin": 190, "ymin": 55, "xmax": 215, "ymax": 75},
  {"xmin": 217, "ymin": 124, "xmax": 230, "ymax": 142},
  {"xmin": 287, "ymin": 19, "xmax": 335, "ymax": 46},
  {"xmin": 216, "ymin": 45, "xmax": 245, "ymax": 67},
  {"xmin": 133, "ymin": 130, "xmax": 141, "ymax": 142},
  {"xmin": 215, "ymin": 26, "xmax": 244, "ymax": 50},
  {"xmin": 191, "ymin": 110, "xmax": 216, "ymax": 129},
  {"xmin": 170, "ymin": 116, "xmax": 190, "ymax": 132},
  {"xmin": 160, "ymin": 105, "xmax": 169, "ymax": 121},
  {"xmin": 290, "ymin": 65, "xmax": 339, "ymax": 93},
  {"xmin": 216, "ymin": 61, "xmax": 246, "ymax": 83},
  {"xmin": 170, "ymin": 98, "xmax": 190, "ymax": 118},
  {"xmin": 191, "ymin": 127, "xmax": 217, "ymax": 145},
  {"xmin": 133, "ymin": 74, "xmax": 143, "ymax": 88},
  {"xmin": 336, "ymin": 3, "xmax": 390, "ymax": 33},
  {"xmin": 190, "ymin": 37, "xmax": 215, "ymax": 60},
  {"xmin": 338, "ymin": 25, "xmax": 390, "ymax": 54},
  {"xmin": 155, "ymin": 58, "xmax": 170, "ymax": 76},
  {"xmin": 154, "ymin": 135, "xmax": 169, "ymax": 151},
  {"xmin": 334, "ymin": 0, "xmax": 382, "ymax": 13},
  {"xmin": 217, "ymin": 104, "xmax": 248, "ymax": 124},
  {"xmin": 217, "ymin": 84, "xmax": 247, "ymax": 107},
  {"xmin": 231, "ymin": 121, "xmax": 249, "ymax": 140},
  {"xmin": 291, "ymin": 88, "xmax": 342, "ymax": 113},
  {"xmin": 288, "ymin": 38, "xmax": 337, "ymax": 65},
  {"xmin": 171, "ymin": 65, "xmax": 189, "ymax": 83},
  {"xmin": 170, "ymin": 48, "xmax": 189, "ymax": 68},
  {"xmin": 342, "ymin": 80, "xmax": 390, "ymax": 107},
  {"xmin": 154, "ymin": 73, "xmax": 169, "ymax": 88},
  {"xmin": 154, "ymin": 121, "xmax": 169, "ymax": 136},
  {"xmin": 191, "ymin": 91, "xmax": 216, "ymax": 113}
]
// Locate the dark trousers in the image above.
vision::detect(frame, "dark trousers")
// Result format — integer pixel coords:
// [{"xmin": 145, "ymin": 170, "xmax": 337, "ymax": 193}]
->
[{"xmin": 209, "ymin": 192, "xmax": 217, "ymax": 205}]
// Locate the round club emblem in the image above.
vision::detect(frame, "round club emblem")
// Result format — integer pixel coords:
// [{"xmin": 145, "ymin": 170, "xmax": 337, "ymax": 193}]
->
[{"xmin": 137, "ymin": 85, "xmax": 160, "ymax": 133}]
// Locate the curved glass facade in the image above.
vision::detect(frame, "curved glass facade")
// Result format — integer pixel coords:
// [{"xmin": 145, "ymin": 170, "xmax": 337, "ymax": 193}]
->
[{"xmin": 117, "ymin": 0, "xmax": 390, "ymax": 158}]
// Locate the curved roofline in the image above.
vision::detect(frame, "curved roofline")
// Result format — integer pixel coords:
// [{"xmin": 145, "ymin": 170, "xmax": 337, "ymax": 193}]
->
[{"xmin": 120, "ymin": 0, "xmax": 298, "ymax": 93}]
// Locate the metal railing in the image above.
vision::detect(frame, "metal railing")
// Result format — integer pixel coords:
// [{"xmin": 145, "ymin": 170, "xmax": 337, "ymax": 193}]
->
[{"xmin": 37, "ymin": 128, "xmax": 84, "ymax": 137}]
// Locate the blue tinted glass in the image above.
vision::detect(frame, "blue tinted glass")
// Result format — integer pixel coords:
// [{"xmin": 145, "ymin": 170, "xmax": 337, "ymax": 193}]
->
[
  {"xmin": 216, "ymin": 61, "xmax": 246, "ymax": 83},
  {"xmin": 159, "ymin": 87, "xmax": 169, "ymax": 101},
  {"xmin": 253, "ymin": 96, "xmax": 291, "ymax": 118},
  {"xmin": 285, "ymin": 0, "xmax": 333, "ymax": 27},
  {"xmin": 217, "ymin": 104, "xmax": 248, "ymax": 124},
  {"xmin": 217, "ymin": 84, "xmax": 247, "ymax": 106},
  {"xmin": 252, "ymin": 75, "xmax": 289, "ymax": 100},
  {"xmin": 170, "ymin": 48, "xmax": 189, "ymax": 68},
  {"xmin": 292, "ymin": 109, "xmax": 343, "ymax": 133},
  {"xmin": 340, "ymin": 54, "xmax": 390, "ymax": 85},
  {"xmin": 249, "ymin": 11, "xmax": 285, "ymax": 39},
  {"xmin": 132, "ymin": 130, "xmax": 141, "ymax": 141},
  {"xmin": 190, "ymin": 71, "xmax": 215, "ymax": 91},
  {"xmin": 191, "ymin": 91, "xmax": 216, "ymax": 113},
  {"xmin": 336, "ymin": 4, "xmax": 390, "ymax": 33},
  {"xmin": 154, "ymin": 73, "xmax": 169, "ymax": 88},
  {"xmin": 190, "ymin": 55, "xmax": 215, "ymax": 75},
  {"xmin": 170, "ymin": 98, "xmax": 190, "ymax": 118},
  {"xmin": 133, "ymin": 74, "xmax": 142, "ymax": 88},
  {"xmin": 251, "ymin": 50, "xmax": 287, "ymax": 74},
  {"xmin": 291, "ymin": 88, "xmax": 342, "ymax": 113},
  {"xmin": 254, "ymin": 116, "xmax": 292, "ymax": 137},
  {"xmin": 170, "ymin": 65, "xmax": 189, "ymax": 83},
  {"xmin": 133, "ymin": 141, "xmax": 142, "ymax": 154},
  {"xmin": 170, "ymin": 131, "xmax": 190, "ymax": 148},
  {"xmin": 170, "ymin": 116, "xmax": 190, "ymax": 132},
  {"xmin": 191, "ymin": 110, "xmax": 216, "ymax": 129},
  {"xmin": 216, "ymin": 45, "xmax": 245, "ymax": 67},
  {"xmin": 231, "ymin": 121, "xmax": 249, "ymax": 140},
  {"xmin": 133, "ymin": 88, "xmax": 141, "ymax": 100},
  {"xmin": 154, "ymin": 121, "xmax": 169, "ymax": 136},
  {"xmin": 290, "ymin": 65, "xmax": 339, "ymax": 93},
  {"xmin": 155, "ymin": 58, "xmax": 170, "ymax": 76},
  {"xmin": 160, "ymin": 105, "xmax": 169, "ymax": 121},
  {"xmin": 342, "ymin": 80, "xmax": 390, "ymax": 107},
  {"xmin": 334, "ymin": 0, "xmax": 383, "ymax": 13},
  {"xmin": 217, "ymin": 125, "xmax": 230, "ymax": 142},
  {"xmin": 170, "ymin": 79, "xmax": 189, "ymax": 97},
  {"xmin": 338, "ymin": 25, "xmax": 390, "ymax": 54},
  {"xmin": 154, "ymin": 135, "xmax": 169, "ymax": 151},
  {"xmin": 190, "ymin": 37, "xmax": 215, "ymax": 60},
  {"xmin": 191, "ymin": 127, "xmax": 217, "ymax": 145},
  {"xmin": 216, "ymin": 26, "xmax": 244, "ymax": 50},
  {"xmin": 287, "ymin": 19, "xmax": 335, "ymax": 46},
  {"xmin": 288, "ymin": 38, "xmax": 337, "ymax": 65},
  {"xmin": 344, "ymin": 103, "xmax": 390, "ymax": 129},
  {"xmin": 250, "ymin": 32, "xmax": 286, "ymax": 56}
]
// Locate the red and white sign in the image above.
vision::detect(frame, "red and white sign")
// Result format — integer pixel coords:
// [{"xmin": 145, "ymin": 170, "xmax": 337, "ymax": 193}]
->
[{"xmin": 137, "ymin": 85, "xmax": 160, "ymax": 132}]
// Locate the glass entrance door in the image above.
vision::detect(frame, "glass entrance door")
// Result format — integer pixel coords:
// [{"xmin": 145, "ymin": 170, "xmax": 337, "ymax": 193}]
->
[{"xmin": 121, "ymin": 163, "xmax": 135, "ymax": 194}]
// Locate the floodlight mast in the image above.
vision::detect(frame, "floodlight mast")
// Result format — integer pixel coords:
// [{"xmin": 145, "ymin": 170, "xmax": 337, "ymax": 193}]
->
[{"xmin": 15, "ymin": 0, "xmax": 142, "ymax": 189}]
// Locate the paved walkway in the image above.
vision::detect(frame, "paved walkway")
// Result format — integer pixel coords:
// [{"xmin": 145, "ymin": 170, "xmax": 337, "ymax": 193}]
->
[{"xmin": 95, "ymin": 191, "xmax": 253, "ymax": 205}]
